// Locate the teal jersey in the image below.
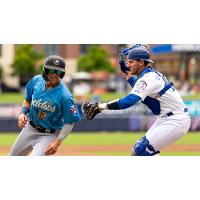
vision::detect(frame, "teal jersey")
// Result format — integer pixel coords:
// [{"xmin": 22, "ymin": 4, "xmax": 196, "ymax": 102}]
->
[{"xmin": 25, "ymin": 75, "xmax": 80, "ymax": 130}]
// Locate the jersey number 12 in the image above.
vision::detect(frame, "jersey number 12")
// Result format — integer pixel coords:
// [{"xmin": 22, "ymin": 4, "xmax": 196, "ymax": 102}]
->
[{"xmin": 37, "ymin": 111, "xmax": 46, "ymax": 119}]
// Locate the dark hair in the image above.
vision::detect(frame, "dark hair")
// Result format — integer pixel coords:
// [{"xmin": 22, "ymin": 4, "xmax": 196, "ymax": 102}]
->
[{"xmin": 144, "ymin": 61, "xmax": 149, "ymax": 67}]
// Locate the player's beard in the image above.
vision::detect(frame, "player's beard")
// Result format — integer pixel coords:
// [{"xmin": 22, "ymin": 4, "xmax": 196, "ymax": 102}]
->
[
  {"xmin": 130, "ymin": 65, "xmax": 139, "ymax": 76},
  {"xmin": 47, "ymin": 76, "xmax": 60, "ymax": 88}
]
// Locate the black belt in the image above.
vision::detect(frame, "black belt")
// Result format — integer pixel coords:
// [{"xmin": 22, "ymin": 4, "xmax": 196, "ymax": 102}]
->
[
  {"xmin": 29, "ymin": 121, "xmax": 55, "ymax": 133},
  {"xmin": 166, "ymin": 108, "xmax": 188, "ymax": 116}
]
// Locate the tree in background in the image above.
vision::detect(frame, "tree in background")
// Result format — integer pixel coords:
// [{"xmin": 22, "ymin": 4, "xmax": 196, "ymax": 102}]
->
[
  {"xmin": 11, "ymin": 44, "xmax": 44, "ymax": 86},
  {"xmin": 77, "ymin": 45, "xmax": 115, "ymax": 73}
]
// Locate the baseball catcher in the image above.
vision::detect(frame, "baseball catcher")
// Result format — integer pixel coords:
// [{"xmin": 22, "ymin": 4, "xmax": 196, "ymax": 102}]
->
[{"xmin": 83, "ymin": 45, "xmax": 190, "ymax": 157}]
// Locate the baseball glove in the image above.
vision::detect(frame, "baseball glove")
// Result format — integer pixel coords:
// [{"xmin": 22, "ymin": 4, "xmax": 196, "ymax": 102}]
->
[{"xmin": 83, "ymin": 101, "xmax": 101, "ymax": 120}]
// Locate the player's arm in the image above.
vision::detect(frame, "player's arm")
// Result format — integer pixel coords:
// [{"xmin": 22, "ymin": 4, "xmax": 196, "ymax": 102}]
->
[
  {"xmin": 127, "ymin": 75, "xmax": 137, "ymax": 87},
  {"xmin": 105, "ymin": 75, "xmax": 162, "ymax": 111},
  {"xmin": 45, "ymin": 96, "xmax": 80, "ymax": 155},
  {"xmin": 45, "ymin": 123, "xmax": 74, "ymax": 155},
  {"xmin": 119, "ymin": 60, "xmax": 136, "ymax": 88},
  {"xmin": 18, "ymin": 76, "xmax": 39, "ymax": 128},
  {"xmin": 18, "ymin": 99, "xmax": 31, "ymax": 128},
  {"xmin": 18, "ymin": 76, "xmax": 35, "ymax": 128},
  {"xmin": 119, "ymin": 47, "xmax": 138, "ymax": 87},
  {"xmin": 83, "ymin": 76, "xmax": 158, "ymax": 120},
  {"xmin": 99, "ymin": 94, "xmax": 141, "ymax": 110},
  {"xmin": 83, "ymin": 94, "xmax": 141, "ymax": 120}
]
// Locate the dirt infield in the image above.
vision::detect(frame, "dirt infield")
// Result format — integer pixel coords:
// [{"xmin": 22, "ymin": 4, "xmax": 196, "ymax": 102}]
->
[
  {"xmin": 56, "ymin": 144, "xmax": 200, "ymax": 155},
  {"xmin": 2, "ymin": 144, "xmax": 200, "ymax": 156}
]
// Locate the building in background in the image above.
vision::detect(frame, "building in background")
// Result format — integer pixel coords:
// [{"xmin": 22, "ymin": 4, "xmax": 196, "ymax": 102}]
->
[
  {"xmin": 151, "ymin": 44, "xmax": 200, "ymax": 95},
  {"xmin": 0, "ymin": 44, "xmax": 124, "ymax": 89},
  {"xmin": 0, "ymin": 44, "xmax": 18, "ymax": 88},
  {"xmin": 1, "ymin": 44, "xmax": 200, "ymax": 94},
  {"xmin": 151, "ymin": 44, "xmax": 200, "ymax": 82}
]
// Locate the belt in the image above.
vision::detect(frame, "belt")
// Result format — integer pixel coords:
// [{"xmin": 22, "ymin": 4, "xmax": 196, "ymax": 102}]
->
[
  {"xmin": 29, "ymin": 121, "xmax": 55, "ymax": 133},
  {"xmin": 166, "ymin": 108, "xmax": 188, "ymax": 117}
]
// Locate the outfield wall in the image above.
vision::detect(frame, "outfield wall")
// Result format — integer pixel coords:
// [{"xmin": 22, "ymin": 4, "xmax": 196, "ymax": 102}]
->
[{"xmin": 0, "ymin": 102, "xmax": 200, "ymax": 132}]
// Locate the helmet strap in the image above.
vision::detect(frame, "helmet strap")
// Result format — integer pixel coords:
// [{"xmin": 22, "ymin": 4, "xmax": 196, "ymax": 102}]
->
[{"xmin": 42, "ymin": 67, "xmax": 50, "ymax": 82}]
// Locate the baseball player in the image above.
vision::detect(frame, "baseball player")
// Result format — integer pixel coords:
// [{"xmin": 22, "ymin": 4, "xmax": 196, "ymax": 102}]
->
[
  {"xmin": 83, "ymin": 46, "xmax": 191, "ymax": 156},
  {"xmin": 9, "ymin": 55, "xmax": 81, "ymax": 156}
]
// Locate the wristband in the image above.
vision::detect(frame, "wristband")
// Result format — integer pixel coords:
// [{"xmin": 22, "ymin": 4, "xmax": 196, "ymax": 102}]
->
[
  {"xmin": 20, "ymin": 107, "xmax": 30, "ymax": 115},
  {"xmin": 107, "ymin": 99, "xmax": 120, "ymax": 110}
]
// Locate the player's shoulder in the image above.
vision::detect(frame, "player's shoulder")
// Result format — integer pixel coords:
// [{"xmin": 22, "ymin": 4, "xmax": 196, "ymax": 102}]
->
[
  {"xmin": 135, "ymin": 71, "xmax": 162, "ymax": 90},
  {"xmin": 31, "ymin": 75, "xmax": 43, "ymax": 81},
  {"xmin": 137, "ymin": 71, "xmax": 156, "ymax": 83},
  {"xmin": 58, "ymin": 81, "xmax": 73, "ymax": 99},
  {"xmin": 27, "ymin": 75, "xmax": 43, "ymax": 85}
]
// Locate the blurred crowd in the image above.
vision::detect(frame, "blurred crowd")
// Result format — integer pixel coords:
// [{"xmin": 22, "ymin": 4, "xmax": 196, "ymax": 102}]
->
[{"xmin": 176, "ymin": 80, "xmax": 200, "ymax": 96}]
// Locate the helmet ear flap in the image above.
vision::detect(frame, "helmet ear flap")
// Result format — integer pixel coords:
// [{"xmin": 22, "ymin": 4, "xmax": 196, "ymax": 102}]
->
[
  {"xmin": 59, "ymin": 72, "xmax": 65, "ymax": 79},
  {"xmin": 44, "ymin": 68, "xmax": 49, "ymax": 74},
  {"xmin": 42, "ymin": 67, "xmax": 50, "ymax": 82}
]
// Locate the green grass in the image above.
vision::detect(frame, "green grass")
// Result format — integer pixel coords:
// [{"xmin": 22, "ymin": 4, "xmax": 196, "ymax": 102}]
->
[
  {"xmin": 63, "ymin": 132, "xmax": 142, "ymax": 145},
  {"xmin": 183, "ymin": 94, "xmax": 200, "ymax": 100},
  {"xmin": 0, "ymin": 133, "xmax": 18, "ymax": 145},
  {"xmin": 0, "ymin": 92, "xmax": 199, "ymax": 103},
  {"xmin": 160, "ymin": 152, "xmax": 200, "ymax": 156},
  {"xmin": 174, "ymin": 132, "xmax": 200, "ymax": 144},
  {"xmin": 1, "ymin": 131, "xmax": 200, "ymax": 145},
  {"xmin": 0, "ymin": 93, "xmax": 24, "ymax": 103},
  {"xmin": 1, "ymin": 131, "xmax": 200, "ymax": 156},
  {"xmin": 69, "ymin": 132, "xmax": 200, "ymax": 145},
  {"xmin": 87, "ymin": 92, "xmax": 127, "ymax": 102},
  {"xmin": 0, "ymin": 92, "xmax": 127, "ymax": 103}
]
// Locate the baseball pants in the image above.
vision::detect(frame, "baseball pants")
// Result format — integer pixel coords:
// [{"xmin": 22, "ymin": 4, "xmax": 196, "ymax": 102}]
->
[
  {"xmin": 9, "ymin": 122, "xmax": 59, "ymax": 156},
  {"xmin": 145, "ymin": 113, "xmax": 191, "ymax": 152}
]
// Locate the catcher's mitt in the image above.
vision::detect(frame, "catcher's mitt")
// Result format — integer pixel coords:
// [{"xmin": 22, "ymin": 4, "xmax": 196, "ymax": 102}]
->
[{"xmin": 83, "ymin": 101, "xmax": 101, "ymax": 120}]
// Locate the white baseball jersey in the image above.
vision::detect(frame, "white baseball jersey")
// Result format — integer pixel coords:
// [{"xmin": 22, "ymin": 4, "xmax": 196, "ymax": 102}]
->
[
  {"xmin": 129, "ymin": 70, "xmax": 186, "ymax": 117},
  {"xmin": 127, "ymin": 67, "xmax": 191, "ymax": 154}
]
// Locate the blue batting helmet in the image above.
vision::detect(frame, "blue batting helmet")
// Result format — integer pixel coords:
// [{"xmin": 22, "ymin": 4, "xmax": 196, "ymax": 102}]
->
[{"xmin": 127, "ymin": 46, "xmax": 154, "ymax": 63}]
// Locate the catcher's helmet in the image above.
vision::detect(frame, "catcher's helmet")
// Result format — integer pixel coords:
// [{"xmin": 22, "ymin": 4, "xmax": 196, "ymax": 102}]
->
[
  {"xmin": 127, "ymin": 46, "xmax": 154, "ymax": 63},
  {"xmin": 42, "ymin": 55, "xmax": 66, "ymax": 81}
]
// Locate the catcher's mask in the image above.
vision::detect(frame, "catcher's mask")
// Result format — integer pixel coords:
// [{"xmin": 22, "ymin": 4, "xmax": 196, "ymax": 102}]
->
[
  {"xmin": 42, "ymin": 55, "xmax": 66, "ymax": 82},
  {"xmin": 119, "ymin": 44, "xmax": 149, "ymax": 60}
]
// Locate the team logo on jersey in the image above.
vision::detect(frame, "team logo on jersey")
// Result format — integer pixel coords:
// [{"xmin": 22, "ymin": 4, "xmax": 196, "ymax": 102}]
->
[
  {"xmin": 69, "ymin": 105, "xmax": 77, "ymax": 114},
  {"xmin": 32, "ymin": 99, "xmax": 56, "ymax": 112},
  {"xmin": 136, "ymin": 80, "xmax": 147, "ymax": 91}
]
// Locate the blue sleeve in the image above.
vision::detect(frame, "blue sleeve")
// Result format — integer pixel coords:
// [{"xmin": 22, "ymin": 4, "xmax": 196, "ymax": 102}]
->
[
  {"xmin": 62, "ymin": 96, "xmax": 81, "ymax": 124},
  {"xmin": 119, "ymin": 94, "xmax": 141, "ymax": 109},
  {"xmin": 25, "ymin": 77, "xmax": 36, "ymax": 101},
  {"xmin": 127, "ymin": 76, "xmax": 137, "ymax": 87}
]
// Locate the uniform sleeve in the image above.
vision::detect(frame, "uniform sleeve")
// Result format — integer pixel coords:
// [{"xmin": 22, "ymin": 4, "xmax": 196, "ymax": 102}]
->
[
  {"xmin": 119, "ymin": 94, "xmax": 141, "ymax": 109},
  {"xmin": 129, "ymin": 74, "xmax": 163, "ymax": 100},
  {"xmin": 24, "ymin": 77, "xmax": 36, "ymax": 101},
  {"xmin": 127, "ymin": 76, "xmax": 137, "ymax": 88},
  {"xmin": 62, "ymin": 96, "xmax": 81, "ymax": 124}
]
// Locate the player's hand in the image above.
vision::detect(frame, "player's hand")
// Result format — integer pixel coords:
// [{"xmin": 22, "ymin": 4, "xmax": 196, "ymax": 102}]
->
[
  {"xmin": 119, "ymin": 60, "xmax": 130, "ymax": 74},
  {"xmin": 45, "ymin": 139, "xmax": 62, "ymax": 155},
  {"xmin": 18, "ymin": 113, "xmax": 28, "ymax": 128},
  {"xmin": 122, "ymin": 71, "xmax": 132, "ymax": 80}
]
